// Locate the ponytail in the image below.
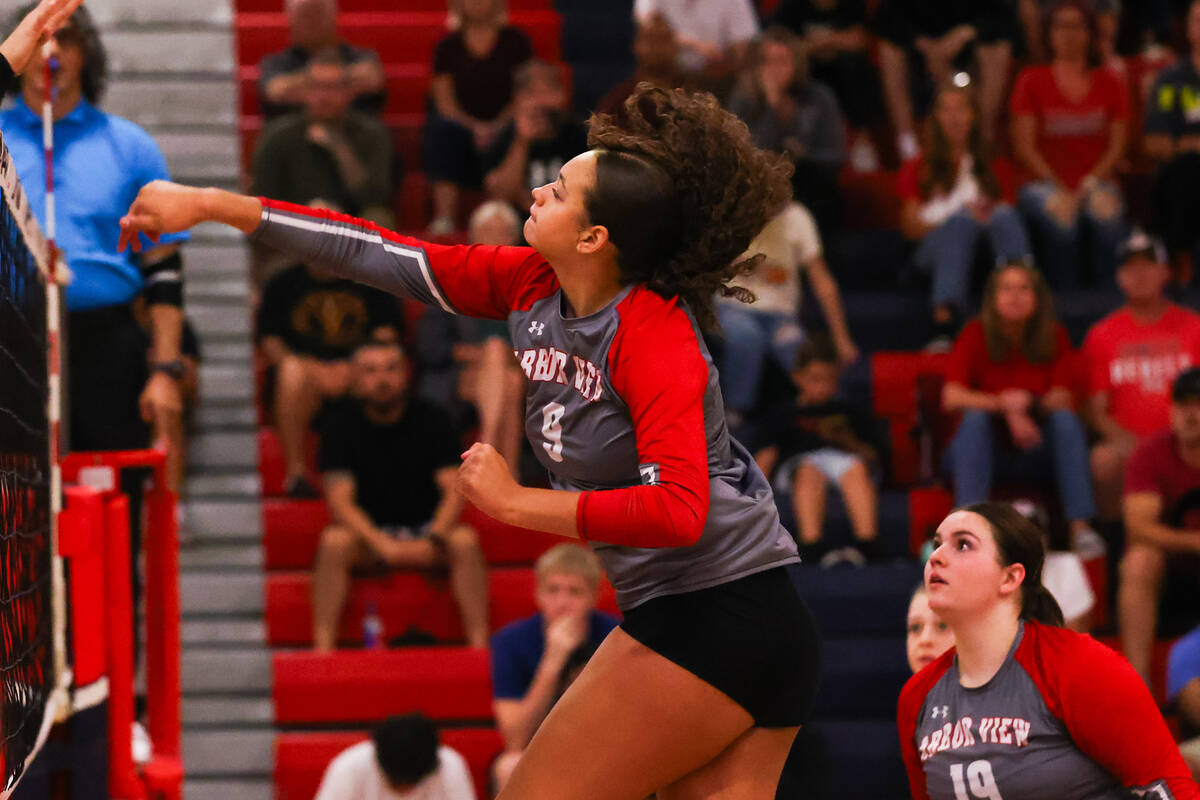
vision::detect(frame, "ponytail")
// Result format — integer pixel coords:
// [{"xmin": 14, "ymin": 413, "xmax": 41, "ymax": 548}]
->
[{"xmin": 1021, "ymin": 584, "xmax": 1064, "ymax": 627}]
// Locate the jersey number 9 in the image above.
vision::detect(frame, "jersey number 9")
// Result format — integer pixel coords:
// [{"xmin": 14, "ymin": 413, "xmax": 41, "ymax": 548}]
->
[
  {"xmin": 541, "ymin": 402, "xmax": 565, "ymax": 463},
  {"xmin": 950, "ymin": 760, "xmax": 1002, "ymax": 800}
]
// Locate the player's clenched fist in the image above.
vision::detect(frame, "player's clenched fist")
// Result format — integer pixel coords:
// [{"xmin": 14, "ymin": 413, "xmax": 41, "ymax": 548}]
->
[
  {"xmin": 118, "ymin": 181, "xmax": 207, "ymax": 252},
  {"xmin": 457, "ymin": 442, "xmax": 516, "ymax": 519}
]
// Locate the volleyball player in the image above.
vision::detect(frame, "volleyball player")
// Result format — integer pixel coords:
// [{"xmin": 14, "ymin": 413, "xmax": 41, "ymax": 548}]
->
[
  {"xmin": 0, "ymin": 0, "xmax": 82, "ymax": 100},
  {"xmin": 119, "ymin": 86, "xmax": 821, "ymax": 799},
  {"xmin": 898, "ymin": 502, "xmax": 1199, "ymax": 799}
]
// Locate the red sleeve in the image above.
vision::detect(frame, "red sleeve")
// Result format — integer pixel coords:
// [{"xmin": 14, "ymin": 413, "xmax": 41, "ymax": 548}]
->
[
  {"xmin": 896, "ymin": 653, "xmax": 953, "ymax": 800},
  {"xmin": 1081, "ymin": 321, "xmax": 1113, "ymax": 396},
  {"xmin": 257, "ymin": 199, "xmax": 559, "ymax": 319},
  {"xmin": 1018, "ymin": 623, "xmax": 1200, "ymax": 799},
  {"xmin": 945, "ymin": 319, "xmax": 983, "ymax": 389},
  {"xmin": 1009, "ymin": 68, "xmax": 1039, "ymax": 117},
  {"xmin": 896, "ymin": 157, "xmax": 924, "ymax": 202},
  {"xmin": 576, "ymin": 290, "xmax": 710, "ymax": 548},
  {"xmin": 1124, "ymin": 434, "xmax": 1167, "ymax": 496}
]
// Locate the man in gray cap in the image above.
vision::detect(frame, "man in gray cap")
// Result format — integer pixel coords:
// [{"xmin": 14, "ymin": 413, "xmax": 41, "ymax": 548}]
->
[
  {"xmin": 1119, "ymin": 367, "xmax": 1200, "ymax": 684},
  {"xmin": 1083, "ymin": 229, "xmax": 1200, "ymax": 524}
]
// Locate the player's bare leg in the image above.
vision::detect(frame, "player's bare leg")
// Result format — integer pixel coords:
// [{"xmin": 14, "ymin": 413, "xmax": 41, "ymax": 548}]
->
[
  {"xmin": 1117, "ymin": 542, "xmax": 1165, "ymax": 682},
  {"xmin": 792, "ymin": 462, "xmax": 828, "ymax": 547},
  {"xmin": 442, "ymin": 524, "xmax": 490, "ymax": 648},
  {"xmin": 496, "ymin": 627, "xmax": 757, "ymax": 800},
  {"xmin": 657, "ymin": 726, "xmax": 799, "ymax": 800}
]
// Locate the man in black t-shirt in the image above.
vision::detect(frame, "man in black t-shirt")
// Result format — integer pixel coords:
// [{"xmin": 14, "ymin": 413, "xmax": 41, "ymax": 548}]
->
[
  {"xmin": 312, "ymin": 340, "xmax": 489, "ymax": 652},
  {"xmin": 481, "ymin": 60, "xmax": 588, "ymax": 216},
  {"xmin": 257, "ymin": 261, "xmax": 405, "ymax": 497}
]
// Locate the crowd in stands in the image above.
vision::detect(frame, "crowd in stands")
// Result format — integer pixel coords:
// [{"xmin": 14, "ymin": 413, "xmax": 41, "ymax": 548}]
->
[
  {"xmin": 235, "ymin": 0, "xmax": 1200, "ymax": 789},
  {"xmin": 7, "ymin": 0, "xmax": 1200, "ymax": 793}
]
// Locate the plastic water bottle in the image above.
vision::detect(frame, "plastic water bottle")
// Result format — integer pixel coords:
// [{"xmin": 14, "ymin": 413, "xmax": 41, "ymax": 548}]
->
[{"xmin": 362, "ymin": 601, "xmax": 384, "ymax": 650}]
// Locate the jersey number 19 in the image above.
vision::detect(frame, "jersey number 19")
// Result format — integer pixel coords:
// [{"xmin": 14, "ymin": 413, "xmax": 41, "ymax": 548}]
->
[{"xmin": 950, "ymin": 760, "xmax": 1002, "ymax": 800}]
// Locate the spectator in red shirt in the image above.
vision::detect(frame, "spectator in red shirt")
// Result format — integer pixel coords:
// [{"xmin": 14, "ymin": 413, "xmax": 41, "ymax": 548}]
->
[
  {"xmin": 1119, "ymin": 368, "xmax": 1200, "ymax": 684},
  {"xmin": 898, "ymin": 84, "xmax": 1031, "ymax": 349},
  {"xmin": 1083, "ymin": 230, "xmax": 1200, "ymax": 523},
  {"xmin": 1011, "ymin": 0, "xmax": 1130, "ymax": 289},
  {"xmin": 942, "ymin": 262, "xmax": 1100, "ymax": 554},
  {"xmin": 424, "ymin": 0, "xmax": 533, "ymax": 236}
]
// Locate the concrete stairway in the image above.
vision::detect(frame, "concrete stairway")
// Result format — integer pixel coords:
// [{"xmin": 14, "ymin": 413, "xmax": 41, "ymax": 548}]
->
[{"xmin": 90, "ymin": 2, "xmax": 272, "ymax": 799}]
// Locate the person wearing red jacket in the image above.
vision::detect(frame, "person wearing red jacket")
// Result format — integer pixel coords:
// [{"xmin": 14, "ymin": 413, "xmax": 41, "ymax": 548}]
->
[
  {"xmin": 899, "ymin": 502, "xmax": 1199, "ymax": 799},
  {"xmin": 118, "ymin": 86, "xmax": 821, "ymax": 800}
]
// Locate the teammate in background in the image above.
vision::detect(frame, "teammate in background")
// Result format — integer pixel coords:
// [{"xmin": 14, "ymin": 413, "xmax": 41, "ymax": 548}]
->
[
  {"xmin": 906, "ymin": 585, "xmax": 954, "ymax": 674},
  {"xmin": 120, "ymin": 85, "xmax": 821, "ymax": 799},
  {"xmin": 898, "ymin": 502, "xmax": 1199, "ymax": 799},
  {"xmin": 314, "ymin": 714, "xmax": 476, "ymax": 800},
  {"xmin": 0, "ymin": 0, "xmax": 81, "ymax": 100},
  {"xmin": 490, "ymin": 545, "xmax": 619, "ymax": 793}
]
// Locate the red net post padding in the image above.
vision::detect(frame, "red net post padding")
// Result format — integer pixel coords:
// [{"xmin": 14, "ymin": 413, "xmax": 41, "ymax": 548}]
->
[{"xmin": 60, "ymin": 451, "xmax": 182, "ymax": 800}]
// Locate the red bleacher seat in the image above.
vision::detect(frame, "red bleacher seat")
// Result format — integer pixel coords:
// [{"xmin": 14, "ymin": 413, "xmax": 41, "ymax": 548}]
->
[
  {"xmin": 264, "ymin": 567, "xmax": 621, "ymax": 647},
  {"xmin": 258, "ymin": 428, "xmax": 321, "ymax": 497},
  {"xmin": 263, "ymin": 498, "xmax": 330, "ymax": 569},
  {"xmin": 870, "ymin": 352, "xmax": 952, "ymax": 486},
  {"xmin": 273, "ymin": 647, "xmax": 493, "ymax": 724},
  {"xmin": 907, "ymin": 486, "xmax": 953, "ymax": 556},
  {"xmin": 274, "ymin": 728, "xmax": 504, "ymax": 800},
  {"xmin": 235, "ymin": 11, "xmax": 562, "ymax": 69},
  {"xmin": 263, "ymin": 499, "xmax": 564, "ymax": 569},
  {"xmin": 839, "ymin": 169, "xmax": 901, "ymax": 230},
  {"xmin": 239, "ymin": 63, "xmax": 433, "ymax": 118}
]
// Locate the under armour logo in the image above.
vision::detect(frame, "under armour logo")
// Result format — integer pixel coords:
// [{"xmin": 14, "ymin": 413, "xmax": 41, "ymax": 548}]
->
[
  {"xmin": 931, "ymin": 706, "xmax": 949, "ymax": 719},
  {"xmin": 528, "ymin": 321, "xmax": 545, "ymax": 336}
]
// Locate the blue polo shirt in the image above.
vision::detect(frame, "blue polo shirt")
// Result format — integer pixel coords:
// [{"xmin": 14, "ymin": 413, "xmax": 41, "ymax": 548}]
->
[
  {"xmin": 0, "ymin": 97, "xmax": 189, "ymax": 310},
  {"xmin": 490, "ymin": 610, "xmax": 619, "ymax": 700}
]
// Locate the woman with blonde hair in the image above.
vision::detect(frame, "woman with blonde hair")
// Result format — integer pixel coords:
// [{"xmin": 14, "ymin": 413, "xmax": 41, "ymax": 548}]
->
[{"xmin": 941, "ymin": 261, "xmax": 1101, "ymax": 555}]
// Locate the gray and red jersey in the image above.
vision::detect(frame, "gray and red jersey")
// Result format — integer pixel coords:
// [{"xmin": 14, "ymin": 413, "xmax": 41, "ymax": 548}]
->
[
  {"xmin": 898, "ymin": 620, "xmax": 1200, "ymax": 800},
  {"xmin": 253, "ymin": 200, "xmax": 800, "ymax": 609}
]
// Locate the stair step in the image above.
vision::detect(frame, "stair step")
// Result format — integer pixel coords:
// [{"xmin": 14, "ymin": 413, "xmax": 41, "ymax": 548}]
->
[
  {"xmin": 192, "ymin": 402, "xmax": 258, "ymax": 431},
  {"xmin": 183, "ymin": 696, "xmax": 274, "ymax": 727},
  {"xmin": 185, "ymin": 779, "xmax": 271, "ymax": 800},
  {"xmin": 105, "ymin": 30, "xmax": 234, "ymax": 75},
  {"xmin": 183, "ymin": 648, "xmax": 271, "ymax": 693},
  {"xmin": 185, "ymin": 472, "xmax": 261, "ymax": 498},
  {"xmin": 185, "ymin": 500, "xmax": 262, "ymax": 537},
  {"xmin": 105, "ymin": 79, "xmax": 236, "ymax": 128},
  {"xmin": 179, "ymin": 543, "xmax": 263, "ymax": 571},
  {"xmin": 184, "ymin": 729, "xmax": 274, "ymax": 776},
  {"xmin": 198, "ymin": 364, "xmax": 256, "ymax": 402},
  {"xmin": 155, "ymin": 131, "xmax": 241, "ymax": 183},
  {"xmin": 185, "ymin": 277, "xmax": 250, "ymax": 302},
  {"xmin": 193, "ymin": 339, "xmax": 254, "ymax": 364},
  {"xmin": 190, "ymin": 304, "xmax": 252, "ymax": 339},
  {"xmin": 181, "ymin": 573, "xmax": 264, "ymax": 614},
  {"xmin": 91, "ymin": 0, "xmax": 234, "ymax": 26},
  {"xmin": 185, "ymin": 245, "xmax": 249, "ymax": 279},
  {"xmin": 189, "ymin": 432, "xmax": 259, "ymax": 470},
  {"xmin": 183, "ymin": 617, "xmax": 265, "ymax": 647}
]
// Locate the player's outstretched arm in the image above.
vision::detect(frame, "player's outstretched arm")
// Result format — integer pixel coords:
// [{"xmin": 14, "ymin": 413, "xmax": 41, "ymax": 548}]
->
[
  {"xmin": 1, "ymin": 0, "xmax": 84, "ymax": 79},
  {"xmin": 122, "ymin": 183, "xmax": 550, "ymax": 320}
]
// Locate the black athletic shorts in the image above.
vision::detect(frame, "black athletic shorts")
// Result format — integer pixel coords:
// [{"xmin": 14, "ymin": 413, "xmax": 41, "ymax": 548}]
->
[{"xmin": 619, "ymin": 563, "xmax": 821, "ymax": 729}]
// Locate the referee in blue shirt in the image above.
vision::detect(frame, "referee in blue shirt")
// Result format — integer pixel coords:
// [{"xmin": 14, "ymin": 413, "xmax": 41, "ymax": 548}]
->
[{"xmin": 2, "ymin": 3, "xmax": 190, "ymax": 456}]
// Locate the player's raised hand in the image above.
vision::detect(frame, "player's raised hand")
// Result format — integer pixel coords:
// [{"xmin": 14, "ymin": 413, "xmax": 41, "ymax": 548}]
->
[
  {"xmin": 457, "ymin": 442, "xmax": 516, "ymax": 519},
  {"xmin": 119, "ymin": 180, "xmax": 206, "ymax": 252},
  {"xmin": 0, "ymin": 0, "xmax": 85, "ymax": 75}
]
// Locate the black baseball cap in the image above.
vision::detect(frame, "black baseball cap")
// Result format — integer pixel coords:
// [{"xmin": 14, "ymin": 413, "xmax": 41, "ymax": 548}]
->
[
  {"xmin": 1172, "ymin": 368, "xmax": 1200, "ymax": 403},
  {"xmin": 1116, "ymin": 229, "xmax": 1167, "ymax": 266}
]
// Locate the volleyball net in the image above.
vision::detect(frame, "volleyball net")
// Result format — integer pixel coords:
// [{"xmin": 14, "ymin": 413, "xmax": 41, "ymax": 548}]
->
[{"xmin": 0, "ymin": 129, "xmax": 69, "ymax": 797}]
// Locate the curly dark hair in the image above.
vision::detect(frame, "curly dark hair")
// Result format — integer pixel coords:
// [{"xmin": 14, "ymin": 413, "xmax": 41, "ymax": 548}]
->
[
  {"xmin": 10, "ymin": 4, "xmax": 108, "ymax": 104},
  {"xmin": 586, "ymin": 84, "xmax": 794, "ymax": 329}
]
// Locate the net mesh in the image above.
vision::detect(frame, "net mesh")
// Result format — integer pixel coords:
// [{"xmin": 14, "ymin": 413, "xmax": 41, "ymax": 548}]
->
[{"xmin": 0, "ymin": 132, "xmax": 53, "ymax": 794}]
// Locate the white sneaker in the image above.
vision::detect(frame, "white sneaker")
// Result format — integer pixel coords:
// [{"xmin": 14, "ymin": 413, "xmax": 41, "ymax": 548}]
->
[
  {"xmin": 132, "ymin": 721, "xmax": 152, "ymax": 764},
  {"xmin": 1071, "ymin": 525, "xmax": 1107, "ymax": 561},
  {"xmin": 820, "ymin": 546, "xmax": 867, "ymax": 568},
  {"xmin": 426, "ymin": 216, "xmax": 455, "ymax": 237},
  {"xmin": 850, "ymin": 135, "xmax": 880, "ymax": 173},
  {"xmin": 897, "ymin": 131, "xmax": 920, "ymax": 161}
]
